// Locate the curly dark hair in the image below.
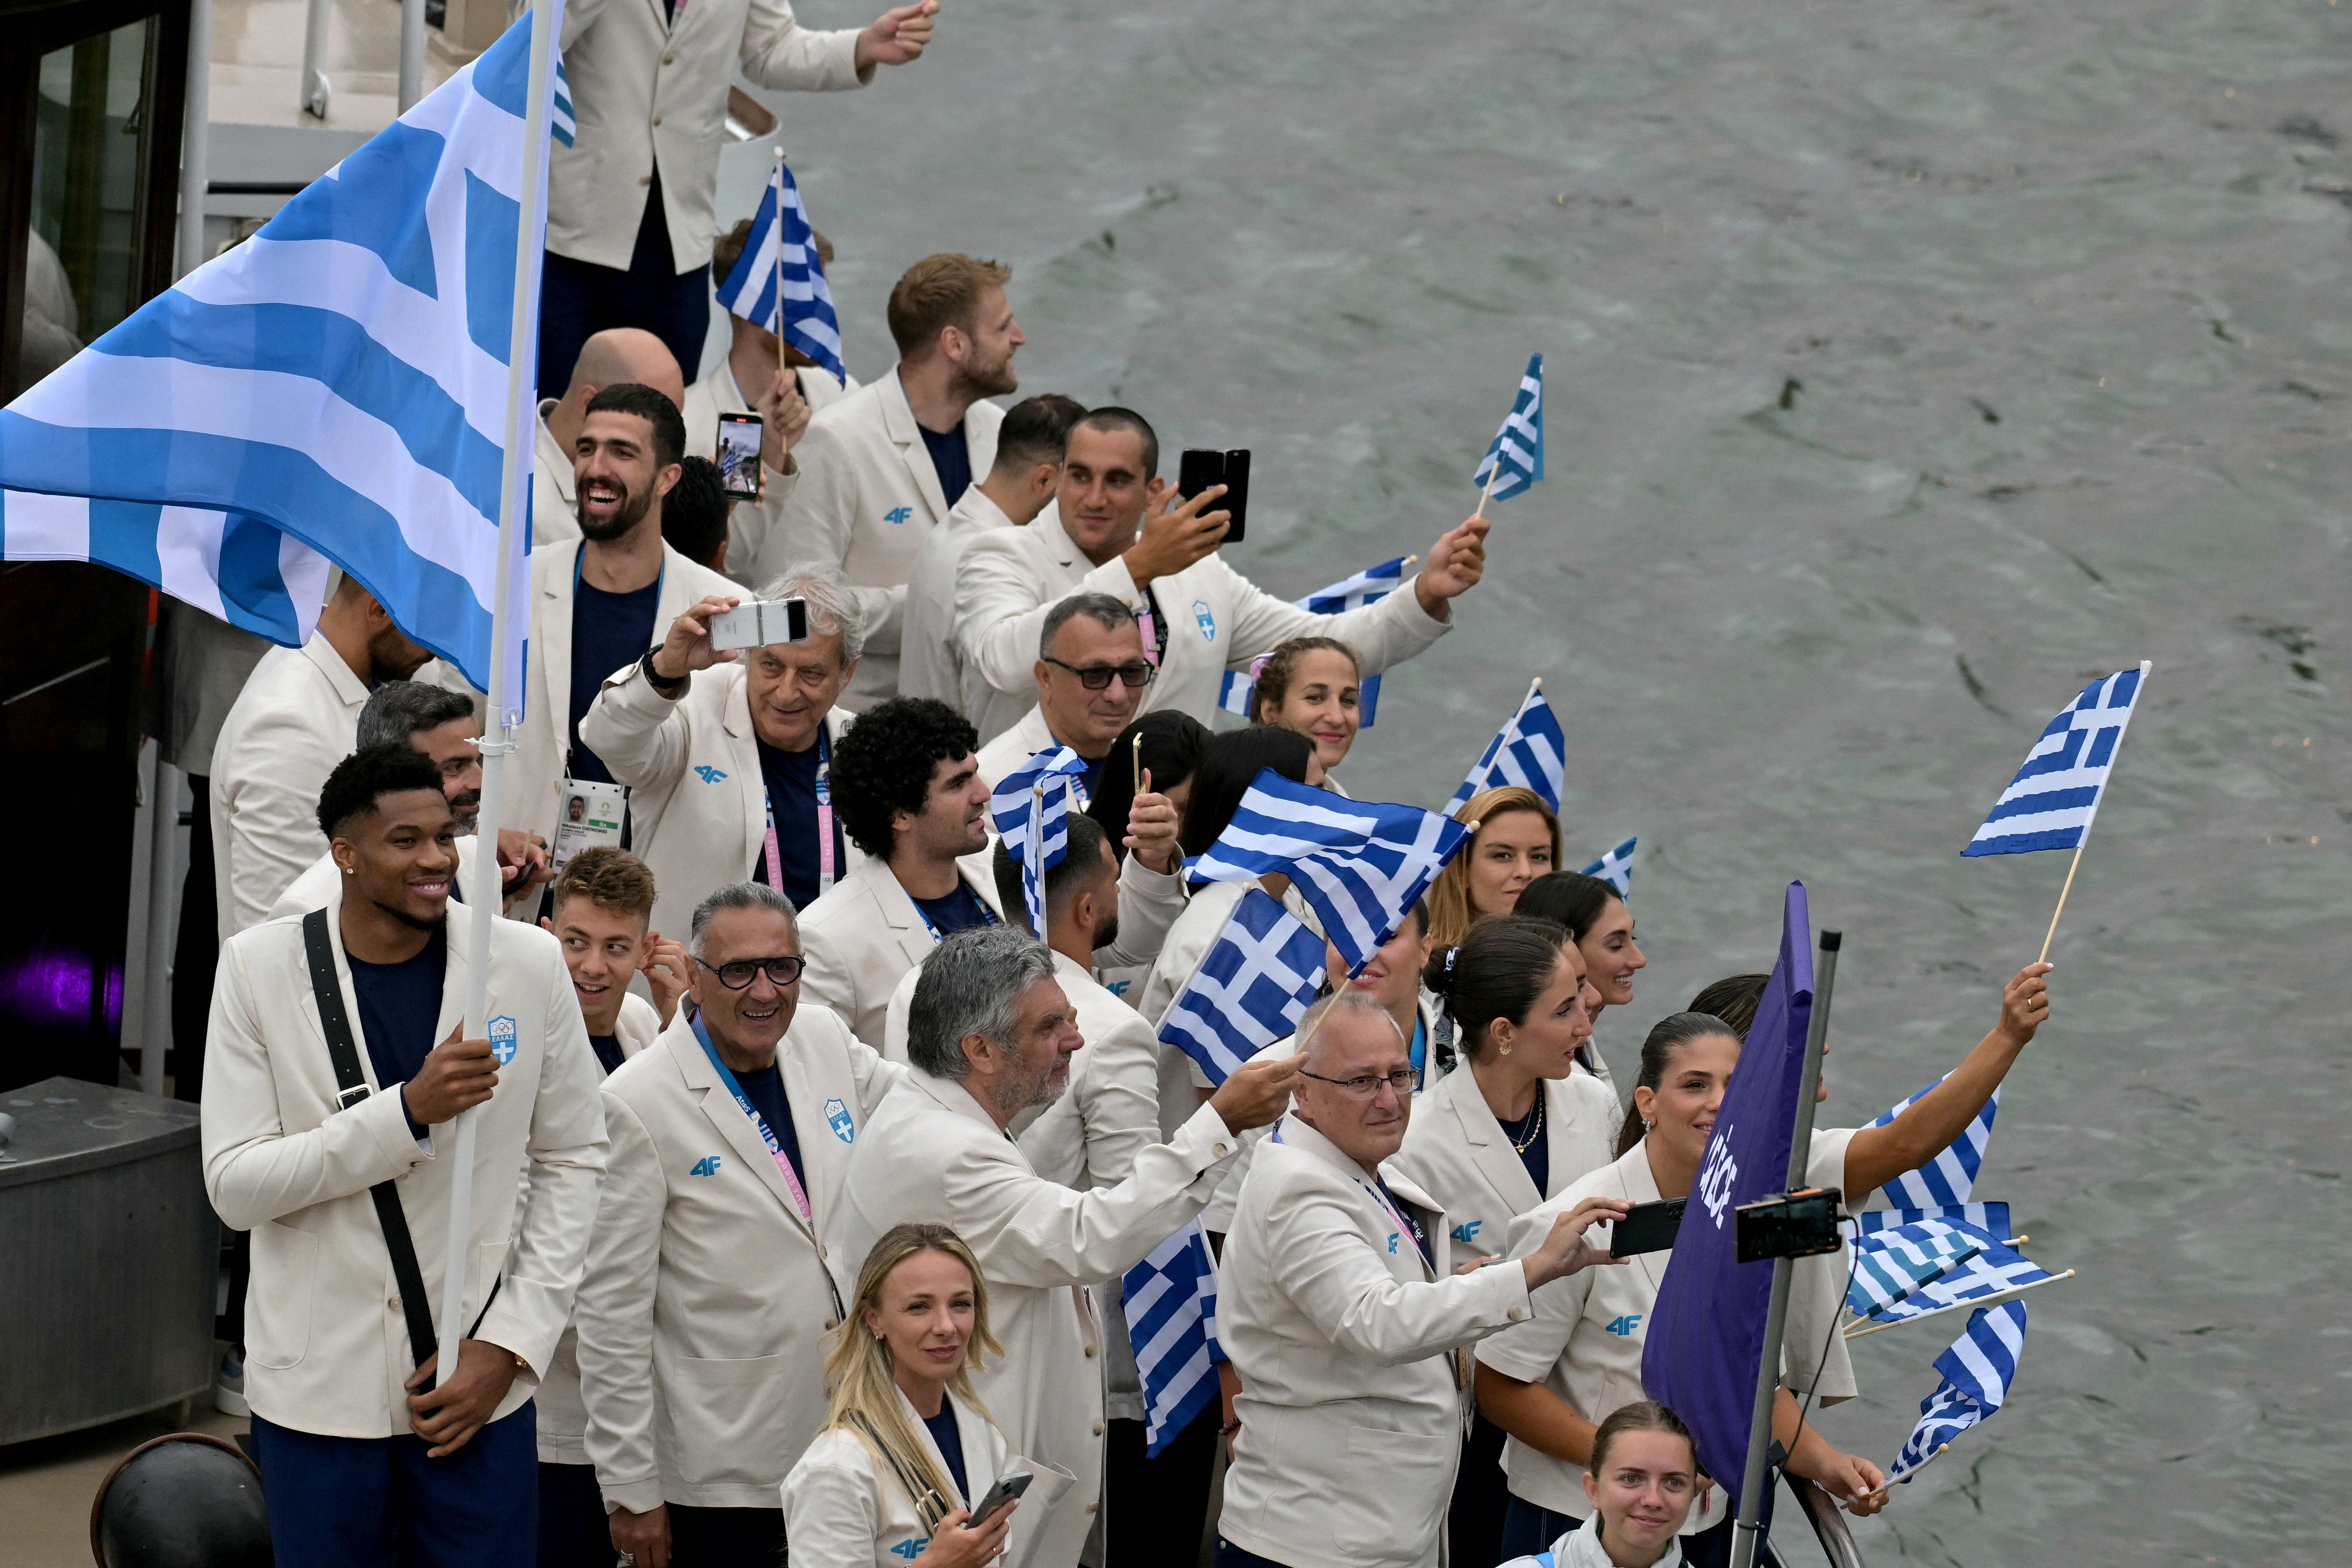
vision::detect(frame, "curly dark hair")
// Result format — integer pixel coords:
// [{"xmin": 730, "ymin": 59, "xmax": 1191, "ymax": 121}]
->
[
  {"xmin": 831, "ymin": 697, "xmax": 980, "ymax": 859},
  {"xmin": 316, "ymin": 743, "xmax": 446, "ymax": 839}
]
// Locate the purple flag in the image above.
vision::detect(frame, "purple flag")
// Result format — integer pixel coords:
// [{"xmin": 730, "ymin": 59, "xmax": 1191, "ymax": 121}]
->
[{"xmin": 1639, "ymin": 881, "xmax": 1814, "ymax": 1516}]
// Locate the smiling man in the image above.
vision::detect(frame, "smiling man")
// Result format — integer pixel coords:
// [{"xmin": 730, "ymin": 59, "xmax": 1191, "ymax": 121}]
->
[
  {"xmin": 200, "ymin": 744, "xmax": 607, "ymax": 1568},
  {"xmin": 973, "ymin": 593, "xmax": 1153, "ymax": 807},
  {"xmin": 576, "ymin": 883, "xmax": 906, "ymax": 1568},
  {"xmin": 838, "ymin": 927, "xmax": 1304, "ymax": 1568}
]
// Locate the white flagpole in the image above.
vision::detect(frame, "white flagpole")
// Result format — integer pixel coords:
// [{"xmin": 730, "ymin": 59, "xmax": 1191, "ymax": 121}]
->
[
  {"xmin": 2034, "ymin": 658, "xmax": 2151, "ymax": 964},
  {"xmin": 438, "ymin": 0, "xmax": 558, "ymax": 1378}
]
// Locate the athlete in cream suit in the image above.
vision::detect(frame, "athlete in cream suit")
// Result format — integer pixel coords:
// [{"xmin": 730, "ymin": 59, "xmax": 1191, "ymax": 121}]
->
[
  {"xmin": 576, "ymin": 889, "xmax": 905, "ymax": 1546},
  {"xmin": 799, "ymin": 852, "xmax": 1002, "ymax": 1049},
  {"xmin": 783, "ymin": 1390, "xmax": 1014, "ymax": 1568},
  {"xmin": 681, "ymin": 354, "xmax": 853, "ymax": 587}
]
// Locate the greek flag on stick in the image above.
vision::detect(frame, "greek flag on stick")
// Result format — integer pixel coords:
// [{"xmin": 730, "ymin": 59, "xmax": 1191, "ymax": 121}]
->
[
  {"xmin": 714, "ymin": 156, "xmax": 847, "ymax": 383},
  {"xmin": 1852, "ymin": 1202, "xmax": 2012, "ymax": 1244},
  {"xmin": 0, "ymin": 12, "xmax": 567, "ymax": 699},
  {"xmin": 1849, "ymin": 1233, "xmax": 2063, "ymax": 1334},
  {"xmin": 1872, "ymin": 1076, "xmax": 1997, "ymax": 1209},
  {"xmin": 1845, "ymin": 1220, "xmax": 1984, "ymax": 1319},
  {"xmin": 1215, "ymin": 555, "xmax": 1410, "ymax": 724},
  {"xmin": 1581, "ymin": 836, "xmax": 1638, "ymax": 896},
  {"xmin": 1963, "ymin": 662, "xmax": 2150, "ymax": 856},
  {"xmin": 1186, "ymin": 770, "xmax": 1469, "ymax": 974},
  {"xmin": 1447, "ymin": 678, "xmax": 1566, "ymax": 814},
  {"xmin": 1125, "ymin": 1221, "xmax": 1224, "ymax": 1456},
  {"xmin": 1472, "ymin": 352, "xmax": 1544, "ymax": 500},
  {"xmin": 1888, "ymin": 1302, "xmax": 2027, "ymax": 1483},
  {"xmin": 988, "ymin": 746, "xmax": 1088, "ymax": 934},
  {"xmin": 1157, "ymin": 888, "xmax": 1325, "ymax": 1086}
]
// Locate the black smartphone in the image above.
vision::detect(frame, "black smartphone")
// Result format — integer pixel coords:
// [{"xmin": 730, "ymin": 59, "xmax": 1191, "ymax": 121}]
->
[
  {"xmin": 963, "ymin": 1470, "xmax": 1033, "ymax": 1531},
  {"xmin": 716, "ymin": 411, "xmax": 763, "ymax": 501},
  {"xmin": 1177, "ymin": 448, "xmax": 1224, "ymax": 508},
  {"xmin": 1609, "ymin": 1197, "xmax": 1686, "ymax": 1259},
  {"xmin": 1219, "ymin": 448, "xmax": 1251, "ymax": 544}
]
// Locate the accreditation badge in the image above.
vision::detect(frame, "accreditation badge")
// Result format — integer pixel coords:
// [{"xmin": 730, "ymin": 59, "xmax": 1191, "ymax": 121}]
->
[{"xmin": 551, "ymin": 778, "xmax": 627, "ymax": 875}]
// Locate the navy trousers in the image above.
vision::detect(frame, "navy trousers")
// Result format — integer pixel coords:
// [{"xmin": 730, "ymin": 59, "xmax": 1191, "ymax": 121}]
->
[
  {"xmin": 250, "ymin": 1406, "xmax": 537, "ymax": 1568},
  {"xmin": 539, "ymin": 172, "xmax": 710, "ymax": 399},
  {"xmin": 535, "ymin": 1462, "xmax": 613, "ymax": 1568}
]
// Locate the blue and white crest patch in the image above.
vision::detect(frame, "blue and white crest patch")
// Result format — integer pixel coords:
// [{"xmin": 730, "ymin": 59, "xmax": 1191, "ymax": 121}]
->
[
  {"xmin": 488, "ymin": 1015, "xmax": 518, "ymax": 1065},
  {"xmin": 1193, "ymin": 600, "xmax": 1216, "ymax": 642},
  {"xmin": 825, "ymin": 1097, "xmax": 855, "ymax": 1144}
]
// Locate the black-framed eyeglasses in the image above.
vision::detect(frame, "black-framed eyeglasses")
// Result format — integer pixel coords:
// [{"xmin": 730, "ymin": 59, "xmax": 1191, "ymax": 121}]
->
[
  {"xmin": 1043, "ymin": 657, "xmax": 1156, "ymax": 690},
  {"xmin": 712, "ymin": 955, "xmax": 805, "ymax": 990},
  {"xmin": 1299, "ymin": 1067, "xmax": 1417, "ymax": 1097}
]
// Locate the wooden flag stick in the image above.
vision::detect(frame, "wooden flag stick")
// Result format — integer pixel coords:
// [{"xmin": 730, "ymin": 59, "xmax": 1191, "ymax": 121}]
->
[
  {"xmin": 1473, "ymin": 465, "xmax": 1498, "ymax": 520},
  {"xmin": 2035, "ymin": 845, "xmax": 2085, "ymax": 966},
  {"xmin": 771, "ymin": 148, "xmax": 787, "ymax": 392},
  {"xmin": 1842, "ymin": 1271, "xmax": 2076, "ymax": 1340}
]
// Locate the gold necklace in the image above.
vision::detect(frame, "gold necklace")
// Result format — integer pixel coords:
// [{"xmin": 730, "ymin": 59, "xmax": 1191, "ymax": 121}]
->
[{"xmin": 1506, "ymin": 1091, "xmax": 1545, "ymax": 1153}]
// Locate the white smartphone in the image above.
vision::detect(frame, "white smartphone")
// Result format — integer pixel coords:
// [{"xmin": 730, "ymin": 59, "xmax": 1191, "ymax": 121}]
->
[{"xmin": 709, "ymin": 597, "xmax": 810, "ymax": 652}]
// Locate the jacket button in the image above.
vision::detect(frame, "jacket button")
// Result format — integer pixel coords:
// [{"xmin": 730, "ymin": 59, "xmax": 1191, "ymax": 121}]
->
[
  {"xmin": 652, "ymin": 113, "xmax": 663, "ymax": 127},
  {"xmin": 1091, "ymin": 1421, "xmax": 1104, "ymax": 1436},
  {"xmin": 1085, "ymin": 1503, "xmax": 1099, "ymax": 1515},
  {"xmin": 1507, "ymin": 1306, "xmax": 1526, "ymax": 1322},
  {"xmin": 389, "ymin": 1296, "xmax": 402, "ymax": 1310},
  {"xmin": 1084, "ymin": 1344, "xmax": 1097, "ymax": 1358},
  {"xmin": 662, "ymin": 51, "xmax": 675, "ymax": 64},
  {"xmin": 637, "ymin": 174, "xmax": 651, "ymax": 186}
]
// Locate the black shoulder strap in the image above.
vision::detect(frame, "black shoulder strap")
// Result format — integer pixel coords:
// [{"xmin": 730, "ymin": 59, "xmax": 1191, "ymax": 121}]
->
[{"xmin": 303, "ymin": 908, "xmax": 441, "ymax": 1387}]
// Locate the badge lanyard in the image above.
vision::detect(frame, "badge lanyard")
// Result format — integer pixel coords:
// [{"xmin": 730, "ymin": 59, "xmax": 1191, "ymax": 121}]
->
[
  {"xmin": 561, "ymin": 550, "xmax": 665, "ymax": 834},
  {"xmin": 1133, "ymin": 586, "xmax": 1168, "ymax": 668},
  {"xmin": 761, "ymin": 728, "xmax": 836, "ymax": 899},
  {"xmin": 1270, "ymin": 1118, "xmax": 1428, "ymax": 1267},
  {"xmin": 909, "ymin": 886, "xmax": 1001, "ymax": 944},
  {"xmin": 692, "ymin": 1014, "xmax": 811, "ymax": 1223}
]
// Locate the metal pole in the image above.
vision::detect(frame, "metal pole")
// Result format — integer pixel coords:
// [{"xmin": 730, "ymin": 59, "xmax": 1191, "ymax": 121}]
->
[
  {"xmin": 300, "ymin": 0, "xmax": 333, "ymax": 119},
  {"xmin": 140, "ymin": 759, "xmax": 185, "ymax": 1095},
  {"xmin": 1727, "ymin": 929, "xmax": 1842, "ymax": 1568},
  {"xmin": 436, "ymin": 0, "xmax": 557, "ymax": 1377},
  {"xmin": 397, "ymin": 0, "xmax": 427, "ymax": 113},
  {"xmin": 177, "ymin": 0, "xmax": 213, "ymax": 278}
]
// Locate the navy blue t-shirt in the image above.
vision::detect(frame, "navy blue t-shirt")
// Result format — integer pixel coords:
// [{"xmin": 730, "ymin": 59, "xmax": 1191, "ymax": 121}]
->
[
  {"xmin": 912, "ymin": 881, "xmax": 997, "ymax": 940},
  {"xmin": 735, "ymin": 1061, "xmax": 807, "ymax": 1190},
  {"xmin": 1496, "ymin": 1095, "xmax": 1549, "ymax": 1196},
  {"xmin": 1077, "ymin": 750, "xmax": 1109, "ymax": 811},
  {"xmin": 922, "ymin": 1404, "xmax": 970, "ymax": 1504},
  {"xmin": 568, "ymin": 574, "xmax": 663, "ymax": 785},
  {"xmin": 347, "ymin": 929, "xmax": 447, "ymax": 1141},
  {"xmin": 917, "ymin": 422, "xmax": 972, "ymax": 511},
  {"xmin": 750, "ymin": 735, "xmax": 844, "ymax": 911},
  {"xmin": 589, "ymin": 1034, "xmax": 626, "ymax": 1075}
]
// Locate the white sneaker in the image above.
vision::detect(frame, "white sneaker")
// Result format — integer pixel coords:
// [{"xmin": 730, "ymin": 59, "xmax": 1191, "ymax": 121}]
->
[{"xmin": 213, "ymin": 1350, "xmax": 249, "ymax": 1418}]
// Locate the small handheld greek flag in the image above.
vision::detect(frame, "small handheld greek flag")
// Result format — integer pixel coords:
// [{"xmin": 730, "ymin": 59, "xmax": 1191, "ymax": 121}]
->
[
  {"xmin": 1215, "ymin": 556, "xmax": 1410, "ymax": 724},
  {"xmin": 1124, "ymin": 1221, "xmax": 1224, "ymax": 1456},
  {"xmin": 1186, "ymin": 770, "xmax": 1469, "ymax": 974},
  {"xmin": 1872, "ymin": 1076, "xmax": 1997, "ymax": 1209},
  {"xmin": 1156, "ymin": 888, "xmax": 1325, "ymax": 1086},
  {"xmin": 988, "ymin": 747, "xmax": 1088, "ymax": 933},
  {"xmin": 1581, "ymin": 836, "xmax": 1638, "ymax": 896},
  {"xmin": 1849, "ymin": 1231, "xmax": 2062, "ymax": 1334},
  {"xmin": 1447, "ymin": 679, "xmax": 1566, "ymax": 814},
  {"xmin": 1963, "ymin": 662, "xmax": 2150, "ymax": 856},
  {"xmin": 1851, "ymin": 1202, "xmax": 2012, "ymax": 1244},
  {"xmin": 1888, "ymin": 1301, "xmax": 2027, "ymax": 1483},
  {"xmin": 1845, "ymin": 1220, "xmax": 1983, "ymax": 1319},
  {"xmin": 1472, "ymin": 353, "xmax": 1544, "ymax": 501},
  {"xmin": 552, "ymin": 60, "xmax": 575, "ymax": 145},
  {"xmin": 713, "ymin": 155, "xmax": 847, "ymax": 383}
]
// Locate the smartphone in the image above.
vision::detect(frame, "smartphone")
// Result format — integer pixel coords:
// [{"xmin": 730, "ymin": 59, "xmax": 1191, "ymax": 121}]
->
[
  {"xmin": 963, "ymin": 1471, "xmax": 1032, "ymax": 1531},
  {"xmin": 716, "ymin": 411, "xmax": 763, "ymax": 501},
  {"xmin": 1177, "ymin": 448, "xmax": 1224, "ymax": 507},
  {"xmin": 1608, "ymin": 1197, "xmax": 1686, "ymax": 1259},
  {"xmin": 1219, "ymin": 448, "xmax": 1251, "ymax": 544},
  {"xmin": 709, "ymin": 597, "xmax": 810, "ymax": 652}
]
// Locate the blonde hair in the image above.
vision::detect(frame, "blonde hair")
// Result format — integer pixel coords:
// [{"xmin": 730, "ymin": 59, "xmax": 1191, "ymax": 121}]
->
[
  {"xmin": 823, "ymin": 1225, "xmax": 1004, "ymax": 1520},
  {"xmin": 1425, "ymin": 786, "xmax": 1563, "ymax": 947}
]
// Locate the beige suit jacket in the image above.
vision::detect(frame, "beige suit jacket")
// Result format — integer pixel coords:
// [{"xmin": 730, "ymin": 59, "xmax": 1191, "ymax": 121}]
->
[
  {"xmin": 199, "ymin": 891, "xmax": 608, "ymax": 1437},
  {"xmin": 534, "ymin": 405, "xmax": 581, "ymax": 547},
  {"xmin": 1388, "ymin": 1064, "xmax": 1622, "ymax": 1262},
  {"xmin": 796, "ymin": 851, "xmax": 1005, "ymax": 1050},
  {"xmin": 209, "ymin": 633, "xmax": 371, "ymax": 938},
  {"xmin": 899, "ymin": 484, "xmax": 1017, "ymax": 725}
]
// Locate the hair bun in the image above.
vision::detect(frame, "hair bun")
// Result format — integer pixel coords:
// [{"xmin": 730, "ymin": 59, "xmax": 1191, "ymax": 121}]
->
[{"xmin": 1422, "ymin": 944, "xmax": 1462, "ymax": 998}]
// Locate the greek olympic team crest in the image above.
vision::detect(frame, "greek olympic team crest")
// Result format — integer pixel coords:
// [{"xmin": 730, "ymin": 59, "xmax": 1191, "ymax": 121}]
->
[
  {"xmin": 488, "ymin": 1015, "xmax": 519, "ymax": 1066},
  {"xmin": 826, "ymin": 1097, "xmax": 855, "ymax": 1143},
  {"xmin": 1193, "ymin": 601, "xmax": 1216, "ymax": 642}
]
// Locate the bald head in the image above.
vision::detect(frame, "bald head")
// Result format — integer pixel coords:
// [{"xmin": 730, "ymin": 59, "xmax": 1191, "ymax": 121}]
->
[
  {"xmin": 1292, "ymin": 992, "xmax": 1413, "ymax": 1175},
  {"xmin": 568, "ymin": 329, "xmax": 685, "ymax": 411}
]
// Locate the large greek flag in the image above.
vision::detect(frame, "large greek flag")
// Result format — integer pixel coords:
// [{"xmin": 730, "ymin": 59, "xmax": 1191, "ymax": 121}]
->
[
  {"xmin": 1872, "ymin": 1076, "xmax": 1998, "ymax": 1209},
  {"xmin": 1124, "ymin": 1221, "xmax": 1224, "ymax": 1456},
  {"xmin": 1963, "ymin": 662, "xmax": 2150, "ymax": 856},
  {"xmin": 1215, "ymin": 555, "xmax": 1409, "ymax": 723},
  {"xmin": 1472, "ymin": 352, "xmax": 1543, "ymax": 500},
  {"xmin": 1187, "ymin": 770, "xmax": 1469, "ymax": 974},
  {"xmin": 1581, "ymin": 836, "xmax": 1638, "ymax": 896},
  {"xmin": 1889, "ymin": 1302, "xmax": 2028, "ymax": 1483},
  {"xmin": 0, "ymin": 12, "xmax": 565, "ymax": 698},
  {"xmin": 713, "ymin": 156, "xmax": 847, "ymax": 383},
  {"xmin": 1447, "ymin": 678, "xmax": 1566, "ymax": 814},
  {"xmin": 1157, "ymin": 888, "xmax": 1324, "ymax": 1085}
]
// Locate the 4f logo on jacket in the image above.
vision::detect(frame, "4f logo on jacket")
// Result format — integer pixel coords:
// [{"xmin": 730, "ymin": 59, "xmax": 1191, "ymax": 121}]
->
[
  {"xmin": 884, "ymin": 506, "xmax": 914, "ymax": 524},
  {"xmin": 1605, "ymin": 1314, "xmax": 1643, "ymax": 1337},
  {"xmin": 1450, "ymin": 1220, "xmax": 1483, "ymax": 1246},
  {"xmin": 689, "ymin": 1155, "xmax": 722, "ymax": 1177},
  {"xmin": 693, "ymin": 765, "xmax": 728, "ymax": 784},
  {"xmin": 890, "ymin": 1542, "xmax": 924, "ymax": 1560}
]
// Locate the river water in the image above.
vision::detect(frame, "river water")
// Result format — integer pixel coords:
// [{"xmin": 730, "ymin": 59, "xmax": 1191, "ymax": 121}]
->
[{"xmin": 757, "ymin": 1, "xmax": 2352, "ymax": 1559}]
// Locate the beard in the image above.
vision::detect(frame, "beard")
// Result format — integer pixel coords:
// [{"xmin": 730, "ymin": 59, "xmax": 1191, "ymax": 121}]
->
[
  {"xmin": 1088, "ymin": 911, "xmax": 1119, "ymax": 955},
  {"xmin": 444, "ymin": 790, "xmax": 481, "ymax": 835},
  {"xmin": 952, "ymin": 348, "xmax": 1019, "ymax": 402},
  {"xmin": 576, "ymin": 480, "xmax": 652, "ymax": 542}
]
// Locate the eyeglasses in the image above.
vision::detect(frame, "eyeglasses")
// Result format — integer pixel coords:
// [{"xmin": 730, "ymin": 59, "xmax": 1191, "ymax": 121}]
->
[
  {"xmin": 1043, "ymin": 657, "xmax": 1156, "ymax": 690},
  {"xmin": 1299, "ymin": 1067, "xmax": 1418, "ymax": 1097},
  {"xmin": 712, "ymin": 955, "xmax": 805, "ymax": 990}
]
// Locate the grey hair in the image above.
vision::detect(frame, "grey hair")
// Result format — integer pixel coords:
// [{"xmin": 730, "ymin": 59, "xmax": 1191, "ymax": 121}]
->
[
  {"xmin": 688, "ymin": 881, "xmax": 798, "ymax": 960},
  {"xmin": 1297, "ymin": 989, "xmax": 1408, "ymax": 1064},
  {"xmin": 357, "ymin": 681, "xmax": 475, "ymax": 749},
  {"xmin": 759, "ymin": 561, "xmax": 870, "ymax": 665},
  {"xmin": 906, "ymin": 927, "xmax": 1057, "ymax": 1080},
  {"xmin": 1039, "ymin": 592, "xmax": 1135, "ymax": 660}
]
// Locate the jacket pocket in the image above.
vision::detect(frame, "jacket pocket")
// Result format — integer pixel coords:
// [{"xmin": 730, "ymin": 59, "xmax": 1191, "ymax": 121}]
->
[
  {"xmin": 662, "ymin": 1352, "xmax": 789, "ymax": 1489},
  {"xmin": 1332, "ymin": 1426, "xmax": 1454, "ymax": 1562},
  {"xmin": 246, "ymin": 1220, "xmax": 318, "ymax": 1370}
]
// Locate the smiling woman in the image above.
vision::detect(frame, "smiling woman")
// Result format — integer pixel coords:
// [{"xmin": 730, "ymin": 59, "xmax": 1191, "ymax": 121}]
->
[
  {"xmin": 1251, "ymin": 635, "xmax": 1365, "ymax": 777},
  {"xmin": 1425, "ymin": 787, "xmax": 1562, "ymax": 946}
]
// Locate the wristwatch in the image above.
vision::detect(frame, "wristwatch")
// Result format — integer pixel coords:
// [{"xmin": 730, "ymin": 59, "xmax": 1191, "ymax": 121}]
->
[{"xmin": 641, "ymin": 647, "xmax": 688, "ymax": 697}]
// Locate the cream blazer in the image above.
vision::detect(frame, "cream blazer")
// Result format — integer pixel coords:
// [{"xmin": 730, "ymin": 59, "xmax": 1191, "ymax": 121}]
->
[
  {"xmin": 899, "ymin": 486, "xmax": 1020, "ymax": 736},
  {"xmin": 797, "ymin": 852, "xmax": 1005, "ymax": 1050},
  {"xmin": 534, "ymin": 406, "xmax": 580, "ymax": 547},
  {"xmin": 199, "ymin": 891, "xmax": 608, "ymax": 1438},
  {"xmin": 1216, "ymin": 1115, "xmax": 1533, "ymax": 1568},
  {"xmin": 1388, "ymin": 1065, "xmax": 1622, "ymax": 1262},
  {"xmin": 538, "ymin": 992, "xmax": 662, "ymax": 1465},
  {"xmin": 836, "ymin": 1070, "xmax": 1243, "ymax": 1568},
  {"xmin": 954, "ymin": 510, "xmax": 1455, "ymax": 726},
  {"xmin": 576, "ymin": 653, "xmax": 857, "ymax": 943},
  {"xmin": 1472, "ymin": 1137, "xmax": 1856, "ymax": 1528},
  {"xmin": 547, "ymin": 0, "xmax": 868, "ymax": 273},
  {"xmin": 782, "ymin": 1391, "xmax": 1027, "ymax": 1568},
  {"xmin": 680, "ymin": 357, "xmax": 854, "ymax": 588},
  {"xmin": 576, "ymin": 1004, "xmax": 904, "ymax": 1512},
  {"xmin": 765, "ymin": 371, "xmax": 1006, "ymax": 706},
  {"xmin": 209, "ymin": 633, "xmax": 370, "ymax": 938}
]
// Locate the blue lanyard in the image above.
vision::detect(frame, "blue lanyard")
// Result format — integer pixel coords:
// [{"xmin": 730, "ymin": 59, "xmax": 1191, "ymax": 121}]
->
[
  {"xmin": 761, "ymin": 728, "xmax": 837, "ymax": 897},
  {"xmin": 908, "ymin": 881, "xmax": 1002, "ymax": 943},
  {"xmin": 691, "ymin": 1015, "xmax": 810, "ymax": 1222}
]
